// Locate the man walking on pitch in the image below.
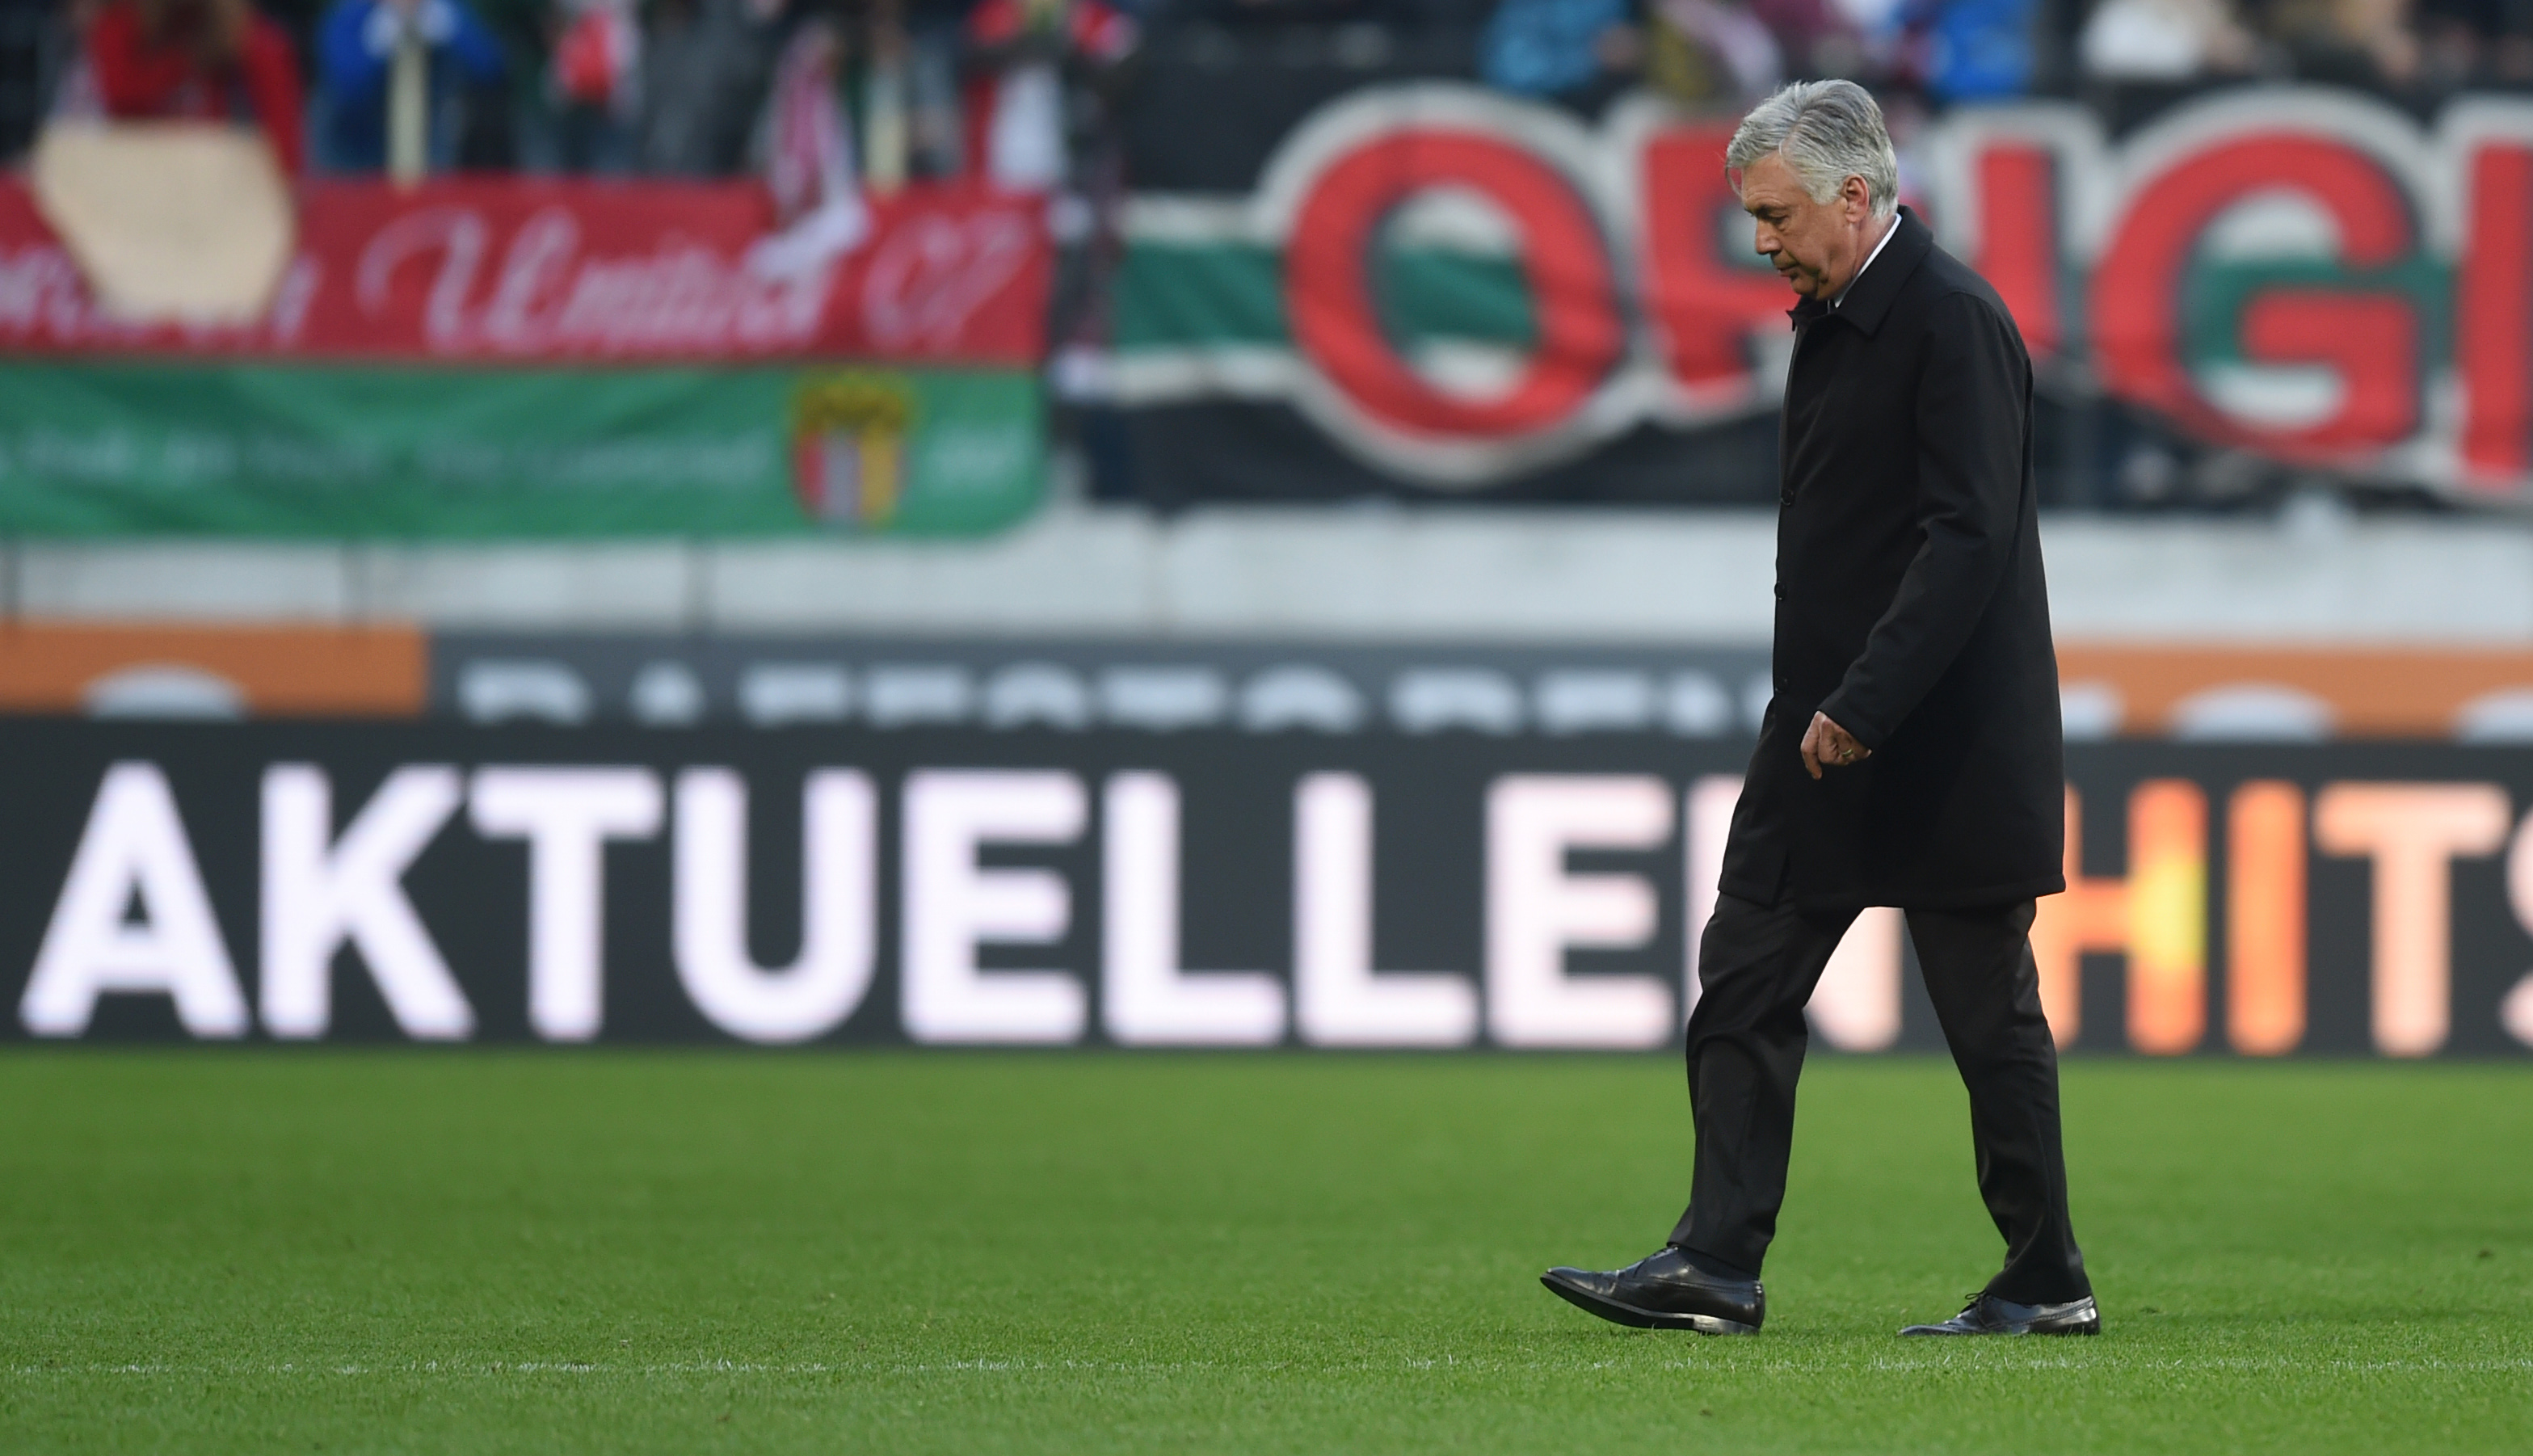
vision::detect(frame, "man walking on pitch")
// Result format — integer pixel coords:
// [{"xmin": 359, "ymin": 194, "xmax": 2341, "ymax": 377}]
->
[{"xmin": 1541, "ymin": 80, "xmax": 2097, "ymax": 1338}]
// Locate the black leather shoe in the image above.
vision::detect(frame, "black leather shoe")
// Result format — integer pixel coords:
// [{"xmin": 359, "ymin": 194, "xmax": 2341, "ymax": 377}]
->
[
  {"xmin": 1900, "ymin": 1292, "xmax": 2101, "ymax": 1336},
  {"xmin": 1540, "ymin": 1247, "xmax": 1763, "ymax": 1334}
]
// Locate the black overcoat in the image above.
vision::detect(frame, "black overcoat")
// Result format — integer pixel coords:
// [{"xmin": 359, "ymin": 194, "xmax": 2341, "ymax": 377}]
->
[{"xmin": 1719, "ymin": 208, "xmax": 2066, "ymax": 912}]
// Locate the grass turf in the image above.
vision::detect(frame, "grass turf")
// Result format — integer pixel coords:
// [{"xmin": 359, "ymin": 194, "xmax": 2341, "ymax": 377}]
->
[{"xmin": 1, "ymin": 1052, "xmax": 2528, "ymax": 1453}]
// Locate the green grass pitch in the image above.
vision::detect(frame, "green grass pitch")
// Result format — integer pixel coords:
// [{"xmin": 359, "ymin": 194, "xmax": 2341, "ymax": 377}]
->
[{"xmin": 2, "ymin": 1051, "xmax": 2529, "ymax": 1453}]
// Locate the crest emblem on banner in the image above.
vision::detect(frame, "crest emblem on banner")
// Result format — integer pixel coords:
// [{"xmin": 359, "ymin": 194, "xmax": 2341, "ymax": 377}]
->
[{"xmin": 793, "ymin": 372, "xmax": 915, "ymax": 526}]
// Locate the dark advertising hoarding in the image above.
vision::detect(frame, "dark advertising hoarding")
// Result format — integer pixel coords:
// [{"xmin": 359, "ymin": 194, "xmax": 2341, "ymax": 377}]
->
[{"xmin": 5, "ymin": 721, "xmax": 2530, "ymax": 1058}]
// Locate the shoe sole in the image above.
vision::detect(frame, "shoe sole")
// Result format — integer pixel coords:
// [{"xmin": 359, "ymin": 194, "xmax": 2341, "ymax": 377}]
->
[
  {"xmin": 1898, "ymin": 1321, "xmax": 2102, "ymax": 1336},
  {"xmin": 1538, "ymin": 1273, "xmax": 1759, "ymax": 1335}
]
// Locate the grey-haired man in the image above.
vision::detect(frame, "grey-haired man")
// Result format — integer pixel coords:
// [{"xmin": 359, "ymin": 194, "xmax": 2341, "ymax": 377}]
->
[{"xmin": 1541, "ymin": 80, "xmax": 2097, "ymax": 1339}]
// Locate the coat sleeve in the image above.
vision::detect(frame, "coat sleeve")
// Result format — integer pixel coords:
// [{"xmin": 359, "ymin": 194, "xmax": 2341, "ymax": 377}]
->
[{"xmin": 1816, "ymin": 291, "xmax": 2028, "ymax": 750}]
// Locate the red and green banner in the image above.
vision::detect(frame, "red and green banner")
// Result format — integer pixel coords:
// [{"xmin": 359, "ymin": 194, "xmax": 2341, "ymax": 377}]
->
[
  {"xmin": 22, "ymin": 88, "xmax": 2533, "ymax": 527},
  {"xmin": 0, "ymin": 179, "xmax": 1050, "ymax": 536},
  {"xmin": 1109, "ymin": 85, "xmax": 2533, "ymax": 502}
]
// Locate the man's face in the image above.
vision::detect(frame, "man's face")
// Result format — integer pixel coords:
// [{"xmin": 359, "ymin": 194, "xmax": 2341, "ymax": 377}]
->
[{"xmin": 1739, "ymin": 154, "xmax": 1871, "ymax": 300}]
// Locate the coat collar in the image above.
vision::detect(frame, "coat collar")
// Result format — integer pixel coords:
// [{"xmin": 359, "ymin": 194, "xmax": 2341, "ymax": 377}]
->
[{"xmin": 1785, "ymin": 206, "xmax": 1933, "ymax": 338}]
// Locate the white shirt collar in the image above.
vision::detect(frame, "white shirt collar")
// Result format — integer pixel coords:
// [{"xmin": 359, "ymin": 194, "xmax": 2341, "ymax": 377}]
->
[{"xmin": 1830, "ymin": 214, "xmax": 1900, "ymax": 310}]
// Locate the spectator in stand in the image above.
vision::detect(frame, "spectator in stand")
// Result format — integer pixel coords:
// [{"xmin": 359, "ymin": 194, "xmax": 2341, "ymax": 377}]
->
[
  {"xmin": 2498, "ymin": 0, "xmax": 2533, "ymax": 79},
  {"xmin": 468, "ymin": 0, "xmax": 553, "ymax": 166},
  {"xmin": 1645, "ymin": 0, "xmax": 1779, "ymax": 112},
  {"xmin": 747, "ymin": 15, "xmax": 867, "ymax": 278},
  {"xmin": 2079, "ymin": 0, "xmax": 2256, "ymax": 80},
  {"xmin": 637, "ymin": 0, "xmax": 779, "ymax": 176},
  {"xmin": 962, "ymin": 0, "xmax": 1138, "ymax": 192},
  {"xmin": 1899, "ymin": 0, "xmax": 2036, "ymax": 100},
  {"xmin": 2264, "ymin": 0, "xmax": 2422, "ymax": 86},
  {"xmin": 314, "ymin": 0, "xmax": 506, "ymax": 170},
  {"xmin": 1184, "ymin": 0, "xmax": 1387, "ymax": 23},
  {"xmin": 1480, "ymin": 0, "xmax": 1643, "ymax": 112},
  {"xmin": 863, "ymin": 0, "xmax": 911, "ymax": 191},
  {"xmin": 550, "ymin": 0, "xmax": 638, "ymax": 170},
  {"xmin": 901, "ymin": 0, "xmax": 972, "ymax": 181},
  {"xmin": 2411, "ymin": 0, "xmax": 2492, "ymax": 82},
  {"xmin": 1748, "ymin": 0, "xmax": 1862, "ymax": 77},
  {"xmin": 82, "ymin": 0, "xmax": 305, "ymax": 170}
]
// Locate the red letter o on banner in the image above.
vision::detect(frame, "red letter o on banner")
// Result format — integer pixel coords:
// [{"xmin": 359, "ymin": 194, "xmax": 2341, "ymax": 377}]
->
[
  {"xmin": 2093, "ymin": 134, "xmax": 2418, "ymax": 457},
  {"xmin": 1285, "ymin": 131, "xmax": 1622, "ymax": 441}
]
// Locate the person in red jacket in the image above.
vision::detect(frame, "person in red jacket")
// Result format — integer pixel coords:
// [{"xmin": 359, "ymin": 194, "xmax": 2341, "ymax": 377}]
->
[
  {"xmin": 84, "ymin": 0, "xmax": 307, "ymax": 173},
  {"xmin": 961, "ymin": 0, "xmax": 1135, "ymax": 191}
]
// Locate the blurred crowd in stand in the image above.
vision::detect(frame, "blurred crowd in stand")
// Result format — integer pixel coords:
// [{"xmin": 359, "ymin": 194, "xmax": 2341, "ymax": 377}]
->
[
  {"xmin": 0, "ymin": 0, "xmax": 2524, "ymax": 186},
  {"xmin": 0, "ymin": 0, "xmax": 1142, "ymax": 184},
  {"xmin": 1465, "ymin": 0, "xmax": 2533, "ymax": 135},
  {"xmin": 0, "ymin": 0, "xmax": 1150, "ymax": 385}
]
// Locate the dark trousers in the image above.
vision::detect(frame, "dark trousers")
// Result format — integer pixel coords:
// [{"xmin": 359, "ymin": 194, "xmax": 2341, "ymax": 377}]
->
[{"xmin": 1668, "ymin": 893, "xmax": 2090, "ymax": 1305}]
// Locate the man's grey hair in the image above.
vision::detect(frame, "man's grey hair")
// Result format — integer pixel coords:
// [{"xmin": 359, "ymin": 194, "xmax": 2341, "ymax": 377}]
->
[{"xmin": 1725, "ymin": 81, "xmax": 1900, "ymax": 221}]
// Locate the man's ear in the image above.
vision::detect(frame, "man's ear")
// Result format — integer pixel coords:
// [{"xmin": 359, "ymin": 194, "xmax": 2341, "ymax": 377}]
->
[{"xmin": 1845, "ymin": 175, "xmax": 1871, "ymax": 221}]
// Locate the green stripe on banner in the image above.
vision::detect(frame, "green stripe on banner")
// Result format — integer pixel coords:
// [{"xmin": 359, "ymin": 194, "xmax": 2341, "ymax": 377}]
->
[
  {"xmin": 1113, "ymin": 244, "xmax": 1534, "ymax": 352},
  {"xmin": 2178, "ymin": 258, "xmax": 2450, "ymax": 373},
  {"xmin": 1378, "ymin": 251, "xmax": 1536, "ymax": 350},
  {"xmin": 1113, "ymin": 245, "xmax": 1287, "ymax": 349},
  {"xmin": 0, "ymin": 363, "xmax": 1045, "ymax": 538}
]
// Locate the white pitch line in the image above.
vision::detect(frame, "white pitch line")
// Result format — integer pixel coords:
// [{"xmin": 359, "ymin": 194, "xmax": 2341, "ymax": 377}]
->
[{"xmin": 11, "ymin": 1355, "xmax": 2533, "ymax": 1380}]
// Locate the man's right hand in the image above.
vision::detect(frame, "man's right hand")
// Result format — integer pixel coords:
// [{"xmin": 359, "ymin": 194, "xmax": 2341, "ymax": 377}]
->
[{"xmin": 1798, "ymin": 711, "xmax": 1871, "ymax": 781}]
